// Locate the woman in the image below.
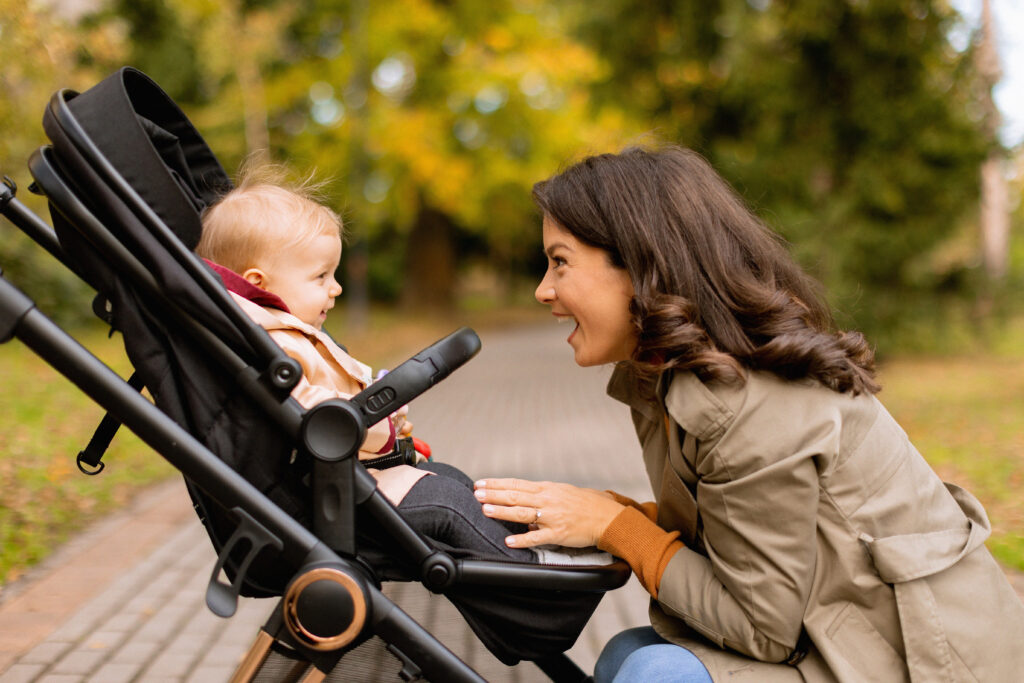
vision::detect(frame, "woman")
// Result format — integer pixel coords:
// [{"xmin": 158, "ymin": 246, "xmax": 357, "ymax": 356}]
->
[{"xmin": 473, "ymin": 145, "xmax": 1024, "ymax": 682}]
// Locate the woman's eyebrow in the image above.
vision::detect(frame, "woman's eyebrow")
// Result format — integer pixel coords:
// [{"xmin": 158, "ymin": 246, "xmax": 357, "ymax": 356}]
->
[{"xmin": 544, "ymin": 242, "xmax": 572, "ymax": 256}]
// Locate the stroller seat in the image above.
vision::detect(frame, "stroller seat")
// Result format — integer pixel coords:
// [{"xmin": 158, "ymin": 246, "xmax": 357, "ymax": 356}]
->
[{"xmin": 0, "ymin": 67, "xmax": 629, "ymax": 682}]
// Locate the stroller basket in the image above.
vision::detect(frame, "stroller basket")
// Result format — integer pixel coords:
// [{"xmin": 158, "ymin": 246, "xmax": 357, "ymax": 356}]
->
[{"xmin": 0, "ymin": 66, "xmax": 629, "ymax": 682}]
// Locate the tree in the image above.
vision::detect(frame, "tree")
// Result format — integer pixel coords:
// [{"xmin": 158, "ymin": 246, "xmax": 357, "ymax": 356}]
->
[
  {"xmin": 0, "ymin": 0, "xmax": 126, "ymax": 325},
  {"xmin": 268, "ymin": 0, "xmax": 632, "ymax": 309},
  {"xmin": 975, "ymin": 0, "xmax": 1009, "ymax": 283},
  {"xmin": 86, "ymin": 0, "xmax": 633, "ymax": 312},
  {"xmin": 569, "ymin": 0, "xmax": 989, "ymax": 341}
]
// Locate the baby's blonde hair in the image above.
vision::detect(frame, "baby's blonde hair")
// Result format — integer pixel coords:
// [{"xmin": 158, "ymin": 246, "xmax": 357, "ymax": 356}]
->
[{"xmin": 197, "ymin": 159, "xmax": 342, "ymax": 274}]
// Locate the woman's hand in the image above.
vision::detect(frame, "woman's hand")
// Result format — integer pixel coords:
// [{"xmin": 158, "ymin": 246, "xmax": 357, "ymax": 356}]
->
[{"xmin": 473, "ymin": 478, "xmax": 624, "ymax": 549}]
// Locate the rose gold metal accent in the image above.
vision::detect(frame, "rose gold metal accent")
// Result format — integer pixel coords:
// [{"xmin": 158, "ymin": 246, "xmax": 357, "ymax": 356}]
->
[
  {"xmin": 299, "ymin": 668, "xmax": 328, "ymax": 683},
  {"xmin": 229, "ymin": 630, "xmax": 275, "ymax": 683},
  {"xmin": 282, "ymin": 567, "xmax": 366, "ymax": 651}
]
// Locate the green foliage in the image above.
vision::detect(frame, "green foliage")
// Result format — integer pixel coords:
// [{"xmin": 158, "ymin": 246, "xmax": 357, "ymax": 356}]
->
[
  {"xmin": 100, "ymin": 0, "xmax": 204, "ymax": 102},
  {"xmin": 0, "ymin": 2, "xmax": 124, "ymax": 326},
  {"xmin": 569, "ymin": 0, "xmax": 990, "ymax": 344},
  {"xmin": 268, "ymin": 0, "xmax": 634, "ymax": 304},
  {"xmin": 0, "ymin": 0, "xmax": 1010, "ymax": 345},
  {"xmin": 78, "ymin": 0, "xmax": 636, "ymax": 305}
]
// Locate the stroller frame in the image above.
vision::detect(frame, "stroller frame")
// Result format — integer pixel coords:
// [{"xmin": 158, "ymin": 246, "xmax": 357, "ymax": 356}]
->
[{"xmin": 0, "ymin": 67, "xmax": 629, "ymax": 682}]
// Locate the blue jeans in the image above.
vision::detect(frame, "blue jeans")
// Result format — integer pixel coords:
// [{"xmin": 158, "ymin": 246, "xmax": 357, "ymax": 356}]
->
[{"xmin": 594, "ymin": 626, "xmax": 713, "ymax": 683}]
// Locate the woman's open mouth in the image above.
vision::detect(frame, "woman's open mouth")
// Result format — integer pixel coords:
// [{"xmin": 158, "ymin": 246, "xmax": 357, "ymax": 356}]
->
[{"xmin": 556, "ymin": 315, "xmax": 579, "ymax": 343}]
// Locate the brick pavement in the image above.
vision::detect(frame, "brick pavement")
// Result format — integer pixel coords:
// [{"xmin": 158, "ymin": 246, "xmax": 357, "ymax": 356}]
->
[{"xmin": 2, "ymin": 321, "xmax": 1022, "ymax": 682}]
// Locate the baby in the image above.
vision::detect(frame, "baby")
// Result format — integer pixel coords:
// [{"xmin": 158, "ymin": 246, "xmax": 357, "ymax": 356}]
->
[{"xmin": 195, "ymin": 163, "xmax": 537, "ymax": 562}]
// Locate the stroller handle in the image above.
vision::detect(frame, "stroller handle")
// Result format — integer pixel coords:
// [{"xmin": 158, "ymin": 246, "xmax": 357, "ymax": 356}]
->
[
  {"xmin": 353, "ymin": 326, "xmax": 481, "ymax": 425},
  {"xmin": 302, "ymin": 327, "xmax": 481, "ymax": 464},
  {"xmin": 302, "ymin": 327, "xmax": 481, "ymax": 555}
]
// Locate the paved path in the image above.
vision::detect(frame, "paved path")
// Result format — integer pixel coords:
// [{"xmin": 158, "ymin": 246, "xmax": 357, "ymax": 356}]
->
[{"xmin": 0, "ymin": 323, "xmax": 652, "ymax": 682}]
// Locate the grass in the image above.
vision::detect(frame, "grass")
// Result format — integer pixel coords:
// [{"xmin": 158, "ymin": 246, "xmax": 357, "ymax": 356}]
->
[
  {"xmin": 0, "ymin": 325, "xmax": 173, "ymax": 589},
  {"xmin": 876, "ymin": 353, "xmax": 1024, "ymax": 570},
  {"xmin": 2, "ymin": 302, "xmax": 1024, "ymax": 592}
]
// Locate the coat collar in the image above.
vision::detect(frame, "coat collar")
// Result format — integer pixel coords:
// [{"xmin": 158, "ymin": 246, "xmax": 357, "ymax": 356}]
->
[
  {"xmin": 226, "ymin": 292, "xmax": 371, "ymax": 386},
  {"xmin": 606, "ymin": 364, "xmax": 661, "ymax": 422},
  {"xmin": 662, "ymin": 371, "xmax": 733, "ymax": 442},
  {"xmin": 204, "ymin": 259, "xmax": 291, "ymax": 312},
  {"xmin": 607, "ymin": 364, "xmax": 735, "ymax": 442}
]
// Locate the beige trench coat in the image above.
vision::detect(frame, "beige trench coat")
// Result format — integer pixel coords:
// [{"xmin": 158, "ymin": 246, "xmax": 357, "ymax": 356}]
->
[{"xmin": 607, "ymin": 365, "xmax": 1024, "ymax": 682}]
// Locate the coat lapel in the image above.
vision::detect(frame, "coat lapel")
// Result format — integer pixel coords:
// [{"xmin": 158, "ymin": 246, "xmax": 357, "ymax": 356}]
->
[
  {"xmin": 607, "ymin": 366, "xmax": 702, "ymax": 546},
  {"xmin": 659, "ymin": 413, "xmax": 701, "ymax": 547}
]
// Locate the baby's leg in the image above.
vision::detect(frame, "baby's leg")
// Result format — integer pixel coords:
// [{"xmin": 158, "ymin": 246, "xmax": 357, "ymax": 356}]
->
[
  {"xmin": 398, "ymin": 471, "xmax": 535, "ymax": 562},
  {"xmin": 416, "ymin": 460, "xmax": 473, "ymax": 486},
  {"xmin": 416, "ymin": 460, "xmax": 528, "ymax": 535}
]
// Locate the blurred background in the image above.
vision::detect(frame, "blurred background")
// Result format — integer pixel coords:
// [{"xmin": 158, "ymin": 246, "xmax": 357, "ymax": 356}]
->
[
  {"xmin": 3, "ymin": 0, "xmax": 1024, "ymax": 587},
  {"xmin": 2, "ymin": 0, "xmax": 1022, "ymax": 350}
]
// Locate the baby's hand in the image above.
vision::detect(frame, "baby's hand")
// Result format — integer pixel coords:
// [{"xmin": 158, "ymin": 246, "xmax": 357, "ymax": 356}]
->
[
  {"xmin": 392, "ymin": 404, "xmax": 413, "ymax": 436},
  {"xmin": 368, "ymin": 464, "xmax": 432, "ymax": 505}
]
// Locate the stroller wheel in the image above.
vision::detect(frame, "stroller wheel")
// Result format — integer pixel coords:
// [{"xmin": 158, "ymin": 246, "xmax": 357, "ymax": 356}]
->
[{"xmin": 283, "ymin": 566, "xmax": 369, "ymax": 651}]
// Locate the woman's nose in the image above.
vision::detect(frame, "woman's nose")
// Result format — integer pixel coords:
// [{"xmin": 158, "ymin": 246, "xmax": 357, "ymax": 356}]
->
[{"xmin": 535, "ymin": 273, "xmax": 555, "ymax": 304}]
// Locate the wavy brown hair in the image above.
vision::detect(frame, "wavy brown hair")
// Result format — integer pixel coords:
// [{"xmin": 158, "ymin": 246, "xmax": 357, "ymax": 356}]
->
[{"xmin": 532, "ymin": 145, "xmax": 879, "ymax": 395}]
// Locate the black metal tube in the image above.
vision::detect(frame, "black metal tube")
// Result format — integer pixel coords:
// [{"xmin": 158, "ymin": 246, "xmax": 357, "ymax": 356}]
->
[
  {"xmin": 369, "ymin": 589, "xmax": 486, "ymax": 683},
  {"xmin": 359, "ymin": 485, "xmax": 437, "ymax": 561},
  {"xmin": 0, "ymin": 189, "xmax": 64, "ymax": 264},
  {"xmin": 0, "ymin": 273, "xmax": 34, "ymax": 343},
  {"xmin": 10, "ymin": 298, "xmax": 321, "ymax": 565},
  {"xmin": 456, "ymin": 558, "xmax": 631, "ymax": 590}
]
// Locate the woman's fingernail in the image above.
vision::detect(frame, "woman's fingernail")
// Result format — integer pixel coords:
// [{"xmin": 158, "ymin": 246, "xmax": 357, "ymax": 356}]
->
[
  {"xmin": 474, "ymin": 489, "xmax": 486, "ymax": 500},
  {"xmin": 482, "ymin": 504, "xmax": 494, "ymax": 515},
  {"xmin": 474, "ymin": 480, "xmax": 487, "ymax": 488},
  {"xmin": 505, "ymin": 536, "xmax": 517, "ymax": 547}
]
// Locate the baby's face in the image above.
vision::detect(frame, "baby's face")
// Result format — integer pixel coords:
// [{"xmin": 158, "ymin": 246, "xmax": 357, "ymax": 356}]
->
[{"xmin": 258, "ymin": 234, "xmax": 343, "ymax": 329}]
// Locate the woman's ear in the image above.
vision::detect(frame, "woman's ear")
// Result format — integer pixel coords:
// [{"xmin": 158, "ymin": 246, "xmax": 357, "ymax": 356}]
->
[{"xmin": 242, "ymin": 267, "xmax": 267, "ymax": 289}]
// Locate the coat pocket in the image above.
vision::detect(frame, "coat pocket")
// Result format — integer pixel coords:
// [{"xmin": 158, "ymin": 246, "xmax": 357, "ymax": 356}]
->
[{"xmin": 823, "ymin": 602, "xmax": 907, "ymax": 681}]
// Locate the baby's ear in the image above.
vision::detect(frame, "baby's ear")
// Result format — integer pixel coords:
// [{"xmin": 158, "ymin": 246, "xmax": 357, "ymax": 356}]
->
[{"xmin": 242, "ymin": 268, "xmax": 266, "ymax": 288}]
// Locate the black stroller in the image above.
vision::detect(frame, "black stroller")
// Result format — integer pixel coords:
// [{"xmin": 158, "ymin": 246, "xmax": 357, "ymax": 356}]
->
[{"xmin": 0, "ymin": 67, "xmax": 630, "ymax": 682}]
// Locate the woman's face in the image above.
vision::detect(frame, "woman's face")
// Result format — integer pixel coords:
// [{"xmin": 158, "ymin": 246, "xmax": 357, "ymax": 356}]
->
[{"xmin": 535, "ymin": 215, "xmax": 637, "ymax": 367}]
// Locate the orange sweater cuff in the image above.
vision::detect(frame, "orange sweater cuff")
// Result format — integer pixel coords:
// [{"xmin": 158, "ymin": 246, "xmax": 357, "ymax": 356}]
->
[
  {"xmin": 599, "ymin": 506, "xmax": 684, "ymax": 598},
  {"xmin": 604, "ymin": 491, "xmax": 658, "ymax": 522}
]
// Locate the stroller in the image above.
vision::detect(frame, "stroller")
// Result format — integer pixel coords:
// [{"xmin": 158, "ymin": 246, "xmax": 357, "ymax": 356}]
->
[{"xmin": 0, "ymin": 67, "xmax": 630, "ymax": 682}]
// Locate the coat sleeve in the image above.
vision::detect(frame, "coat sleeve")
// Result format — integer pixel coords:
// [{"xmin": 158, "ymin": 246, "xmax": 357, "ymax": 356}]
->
[{"xmin": 655, "ymin": 383, "xmax": 832, "ymax": 663}]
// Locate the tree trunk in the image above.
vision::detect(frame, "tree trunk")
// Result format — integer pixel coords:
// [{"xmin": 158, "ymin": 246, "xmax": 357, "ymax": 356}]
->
[
  {"xmin": 980, "ymin": 156, "xmax": 1009, "ymax": 280},
  {"xmin": 226, "ymin": 0, "xmax": 269, "ymax": 160},
  {"xmin": 977, "ymin": 0, "xmax": 1008, "ymax": 281},
  {"xmin": 344, "ymin": 0, "xmax": 371, "ymax": 332},
  {"xmin": 401, "ymin": 203, "xmax": 458, "ymax": 311}
]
